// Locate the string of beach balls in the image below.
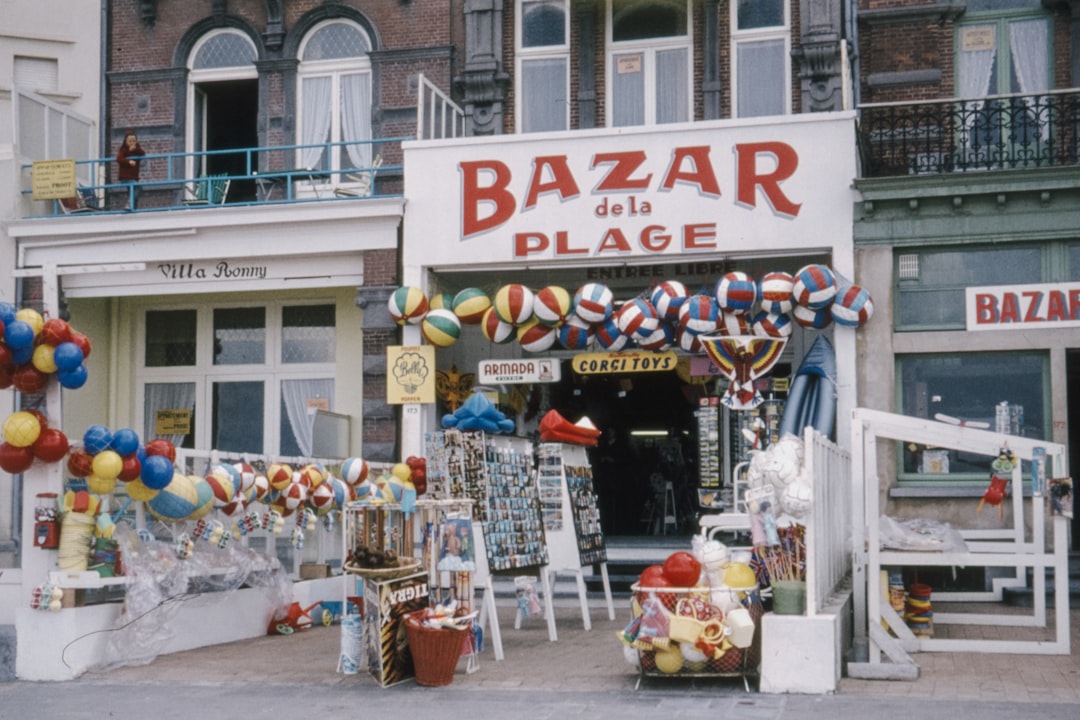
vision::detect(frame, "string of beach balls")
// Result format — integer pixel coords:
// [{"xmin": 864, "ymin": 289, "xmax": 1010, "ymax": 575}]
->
[{"xmin": 388, "ymin": 264, "xmax": 873, "ymax": 351}]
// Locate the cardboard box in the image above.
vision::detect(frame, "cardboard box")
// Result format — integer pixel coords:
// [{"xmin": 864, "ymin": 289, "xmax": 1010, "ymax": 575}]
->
[
  {"xmin": 363, "ymin": 571, "xmax": 429, "ymax": 687},
  {"xmin": 299, "ymin": 563, "xmax": 332, "ymax": 580}
]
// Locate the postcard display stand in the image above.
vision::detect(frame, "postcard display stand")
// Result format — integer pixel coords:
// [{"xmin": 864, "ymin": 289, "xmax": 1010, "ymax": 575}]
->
[{"xmin": 533, "ymin": 443, "xmax": 615, "ymax": 636}]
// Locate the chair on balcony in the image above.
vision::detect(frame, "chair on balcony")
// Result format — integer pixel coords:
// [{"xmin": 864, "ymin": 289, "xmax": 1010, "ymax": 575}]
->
[
  {"xmin": 333, "ymin": 155, "xmax": 382, "ymax": 198},
  {"xmin": 58, "ymin": 187, "xmax": 100, "ymax": 214},
  {"xmin": 183, "ymin": 174, "xmax": 230, "ymax": 206}
]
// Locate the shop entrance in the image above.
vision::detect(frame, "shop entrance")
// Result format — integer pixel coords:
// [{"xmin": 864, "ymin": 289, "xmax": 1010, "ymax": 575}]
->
[
  {"xmin": 1064, "ymin": 350, "xmax": 1080, "ymax": 548},
  {"xmin": 549, "ymin": 367, "xmax": 698, "ymax": 538}
]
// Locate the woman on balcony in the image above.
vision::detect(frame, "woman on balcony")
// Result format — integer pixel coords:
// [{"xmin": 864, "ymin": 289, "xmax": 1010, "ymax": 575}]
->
[{"xmin": 116, "ymin": 130, "xmax": 145, "ymax": 210}]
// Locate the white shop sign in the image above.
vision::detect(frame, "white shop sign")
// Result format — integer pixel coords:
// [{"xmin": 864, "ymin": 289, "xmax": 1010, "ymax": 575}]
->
[
  {"xmin": 477, "ymin": 358, "xmax": 561, "ymax": 385},
  {"xmin": 965, "ymin": 282, "xmax": 1080, "ymax": 331}
]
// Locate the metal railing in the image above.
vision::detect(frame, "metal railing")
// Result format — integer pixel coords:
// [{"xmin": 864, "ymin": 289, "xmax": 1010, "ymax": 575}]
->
[{"xmin": 858, "ymin": 89, "xmax": 1080, "ymax": 178}]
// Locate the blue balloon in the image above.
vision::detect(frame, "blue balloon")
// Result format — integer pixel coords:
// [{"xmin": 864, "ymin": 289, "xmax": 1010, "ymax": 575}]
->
[
  {"xmin": 136, "ymin": 446, "xmax": 148, "ymax": 463},
  {"xmin": 53, "ymin": 342, "xmax": 84, "ymax": 371},
  {"xmin": 83, "ymin": 424, "xmax": 113, "ymax": 454},
  {"xmin": 57, "ymin": 364, "xmax": 88, "ymax": 389},
  {"xmin": 110, "ymin": 428, "xmax": 140, "ymax": 456},
  {"xmin": 4, "ymin": 320, "xmax": 35, "ymax": 350},
  {"xmin": 140, "ymin": 454, "xmax": 174, "ymax": 490},
  {"xmin": 11, "ymin": 344, "xmax": 34, "ymax": 365},
  {"xmin": 0, "ymin": 302, "xmax": 15, "ymax": 326}
]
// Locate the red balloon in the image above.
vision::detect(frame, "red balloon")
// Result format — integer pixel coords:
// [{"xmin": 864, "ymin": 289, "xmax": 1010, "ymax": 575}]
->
[
  {"xmin": 69, "ymin": 331, "xmax": 92, "ymax": 361},
  {"xmin": 117, "ymin": 454, "xmax": 142, "ymax": 482},
  {"xmin": 25, "ymin": 409, "xmax": 49, "ymax": 431},
  {"xmin": 144, "ymin": 438, "xmax": 177, "ymax": 462},
  {"xmin": 638, "ymin": 564, "xmax": 669, "ymax": 588},
  {"xmin": 0, "ymin": 364, "xmax": 13, "ymax": 390},
  {"xmin": 0, "ymin": 344, "xmax": 11, "ymax": 366},
  {"xmin": 12, "ymin": 364, "xmax": 49, "ymax": 394},
  {"xmin": 662, "ymin": 551, "xmax": 703, "ymax": 588},
  {"xmin": 0, "ymin": 442, "xmax": 35, "ymax": 474},
  {"xmin": 67, "ymin": 448, "xmax": 94, "ymax": 477},
  {"xmin": 32, "ymin": 428, "xmax": 69, "ymax": 463},
  {"xmin": 39, "ymin": 318, "xmax": 72, "ymax": 346}
]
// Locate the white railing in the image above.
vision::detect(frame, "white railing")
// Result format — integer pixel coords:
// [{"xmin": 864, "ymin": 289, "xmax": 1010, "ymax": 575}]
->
[
  {"xmin": 804, "ymin": 426, "xmax": 852, "ymax": 616},
  {"xmin": 416, "ymin": 73, "xmax": 465, "ymax": 140}
]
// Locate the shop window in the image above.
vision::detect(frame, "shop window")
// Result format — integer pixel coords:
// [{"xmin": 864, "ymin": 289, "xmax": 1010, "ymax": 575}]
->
[
  {"xmin": 897, "ymin": 352, "xmax": 1049, "ymax": 481},
  {"xmin": 213, "ymin": 307, "xmax": 266, "ymax": 365},
  {"xmin": 732, "ymin": 0, "xmax": 789, "ymax": 118},
  {"xmin": 212, "ymin": 380, "xmax": 265, "ymax": 453},
  {"xmin": 517, "ymin": 0, "xmax": 570, "ymax": 133},
  {"xmin": 607, "ymin": 0, "xmax": 690, "ymax": 127},
  {"xmin": 282, "ymin": 304, "xmax": 335, "ymax": 363},
  {"xmin": 280, "ymin": 378, "xmax": 335, "ymax": 457},
  {"xmin": 895, "ymin": 245, "xmax": 1043, "ymax": 331},
  {"xmin": 146, "ymin": 310, "xmax": 197, "ymax": 366}
]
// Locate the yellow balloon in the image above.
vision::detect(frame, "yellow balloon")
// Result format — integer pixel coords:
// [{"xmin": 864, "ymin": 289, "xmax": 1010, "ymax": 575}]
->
[
  {"xmin": 92, "ymin": 450, "xmax": 123, "ymax": 481},
  {"xmin": 654, "ymin": 644, "xmax": 684, "ymax": 674},
  {"xmin": 86, "ymin": 474, "xmax": 118, "ymax": 495},
  {"xmin": 15, "ymin": 308, "xmax": 43, "ymax": 336},
  {"xmin": 31, "ymin": 345, "xmax": 59, "ymax": 374},
  {"xmin": 124, "ymin": 478, "xmax": 159, "ymax": 502},
  {"xmin": 391, "ymin": 463, "xmax": 412, "ymax": 483},
  {"xmin": 2, "ymin": 411, "xmax": 42, "ymax": 447}
]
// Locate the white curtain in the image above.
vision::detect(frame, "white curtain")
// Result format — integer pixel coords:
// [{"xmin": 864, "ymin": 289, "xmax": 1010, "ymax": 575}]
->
[
  {"xmin": 737, "ymin": 40, "xmax": 785, "ymax": 118},
  {"xmin": 340, "ymin": 72, "xmax": 372, "ymax": 169},
  {"xmin": 957, "ymin": 29, "xmax": 995, "ymax": 100},
  {"xmin": 612, "ymin": 53, "xmax": 645, "ymax": 127},
  {"xmin": 656, "ymin": 48, "xmax": 688, "ymax": 124},
  {"xmin": 281, "ymin": 378, "xmax": 334, "ymax": 457},
  {"xmin": 144, "ymin": 382, "xmax": 196, "ymax": 447},
  {"xmin": 522, "ymin": 58, "xmax": 568, "ymax": 133},
  {"xmin": 1009, "ymin": 19, "xmax": 1048, "ymax": 94},
  {"xmin": 300, "ymin": 76, "xmax": 333, "ymax": 170}
]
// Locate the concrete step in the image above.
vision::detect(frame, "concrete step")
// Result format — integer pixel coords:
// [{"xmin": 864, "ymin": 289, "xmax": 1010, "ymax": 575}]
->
[{"xmin": 1001, "ymin": 553, "xmax": 1080, "ymax": 609}]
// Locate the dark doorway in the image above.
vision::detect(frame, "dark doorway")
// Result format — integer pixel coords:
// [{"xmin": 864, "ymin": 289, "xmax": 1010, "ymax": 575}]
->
[
  {"xmin": 194, "ymin": 79, "xmax": 258, "ymax": 202},
  {"xmin": 1064, "ymin": 351, "xmax": 1080, "ymax": 548}
]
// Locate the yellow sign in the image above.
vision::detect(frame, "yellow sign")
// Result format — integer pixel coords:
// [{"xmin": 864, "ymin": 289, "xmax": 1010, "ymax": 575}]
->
[
  {"xmin": 31, "ymin": 159, "xmax": 77, "ymax": 200},
  {"xmin": 387, "ymin": 345, "xmax": 436, "ymax": 404},
  {"xmin": 572, "ymin": 350, "xmax": 678, "ymax": 375},
  {"xmin": 155, "ymin": 409, "xmax": 191, "ymax": 436}
]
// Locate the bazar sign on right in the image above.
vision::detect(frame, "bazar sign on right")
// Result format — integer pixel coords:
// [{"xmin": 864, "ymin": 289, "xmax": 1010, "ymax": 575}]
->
[{"xmin": 966, "ymin": 283, "xmax": 1080, "ymax": 330}]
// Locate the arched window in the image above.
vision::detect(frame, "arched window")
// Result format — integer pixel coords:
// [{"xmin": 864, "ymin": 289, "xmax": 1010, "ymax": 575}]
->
[{"xmin": 297, "ymin": 20, "xmax": 373, "ymax": 179}]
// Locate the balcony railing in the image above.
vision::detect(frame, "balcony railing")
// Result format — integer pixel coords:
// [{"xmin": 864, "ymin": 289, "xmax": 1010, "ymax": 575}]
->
[{"xmin": 858, "ymin": 89, "xmax": 1080, "ymax": 178}]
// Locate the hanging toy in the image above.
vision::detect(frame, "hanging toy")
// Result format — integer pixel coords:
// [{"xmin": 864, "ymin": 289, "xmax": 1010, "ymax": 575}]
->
[{"xmin": 977, "ymin": 446, "xmax": 1018, "ymax": 519}]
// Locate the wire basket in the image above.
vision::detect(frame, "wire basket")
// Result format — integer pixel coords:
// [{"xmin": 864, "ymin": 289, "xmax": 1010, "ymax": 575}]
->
[
  {"xmin": 343, "ymin": 557, "xmax": 422, "ymax": 581},
  {"xmin": 403, "ymin": 611, "xmax": 470, "ymax": 686}
]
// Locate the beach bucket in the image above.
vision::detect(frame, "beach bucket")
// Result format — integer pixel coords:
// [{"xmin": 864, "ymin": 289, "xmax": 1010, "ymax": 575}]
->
[{"xmin": 771, "ymin": 580, "xmax": 806, "ymax": 615}]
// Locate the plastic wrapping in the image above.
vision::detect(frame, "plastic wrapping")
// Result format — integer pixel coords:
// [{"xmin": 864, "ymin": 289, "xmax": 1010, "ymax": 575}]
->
[
  {"xmin": 879, "ymin": 515, "xmax": 969, "ymax": 553},
  {"xmin": 95, "ymin": 526, "xmax": 292, "ymax": 671}
]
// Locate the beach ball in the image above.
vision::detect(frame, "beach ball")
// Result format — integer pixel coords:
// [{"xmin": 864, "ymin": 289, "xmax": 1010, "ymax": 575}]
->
[
  {"xmin": 3, "ymin": 320, "xmax": 35, "ymax": 350},
  {"xmin": 3, "ymin": 411, "xmax": 42, "ymax": 448},
  {"xmin": 39, "ymin": 318, "xmax": 72, "ymax": 346},
  {"xmin": 573, "ymin": 283, "xmax": 614, "ymax": 324},
  {"xmin": 718, "ymin": 311, "xmax": 751, "ymax": 336},
  {"xmin": 639, "ymin": 321, "xmax": 674, "ymax": 351},
  {"xmin": 792, "ymin": 264, "xmax": 837, "ymax": 309},
  {"xmin": 751, "ymin": 311, "xmax": 794, "ymax": 338},
  {"xmin": 533, "ymin": 286, "xmax": 572, "ymax": 327},
  {"xmin": 493, "ymin": 284, "xmax": 534, "ymax": 326},
  {"xmin": 676, "ymin": 325, "xmax": 703, "ymax": 353},
  {"xmin": 758, "ymin": 271, "xmax": 795, "ymax": 314},
  {"xmin": 0, "ymin": 442, "xmax": 34, "ymax": 474},
  {"xmin": 252, "ymin": 472, "xmax": 270, "ymax": 502},
  {"xmin": 31, "ymin": 345, "xmax": 58, "ymax": 374},
  {"xmin": 15, "ymin": 308, "xmax": 43, "ymax": 336},
  {"xmin": 714, "ymin": 271, "xmax": 757, "ymax": 314},
  {"xmin": 144, "ymin": 438, "xmax": 176, "ymax": 462},
  {"xmin": 792, "ymin": 303, "xmax": 833, "ymax": 329},
  {"xmin": 341, "ymin": 456, "xmax": 369, "ymax": 486},
  {"xmin": 832, "ymin": 285, "xmax": 874, "ymax": 328},
  {"xmin": 594, "ymin": 317, "xmax": 630, "ymax": 351},
  {"xmin": 387, "ymin": 286, "xmax": 429, "ymax": 326},
  {"xmin": 452, "ymin": 287, "xmax": 491, "ymax": 325},
  {"xmin": 517, "ymin": 318, "xmax": 558, "ymax": 353},
  {"xmin": 32, "ymin": 428, "xmax": 70, "ymax": 463},
  {"xmin": 298, "ymin": 463, "xmax": 325, "ymax": 489},
  {"xmin": 267, "ymin": 463, "xmax": 293, "ymax": 491},
  {"xmin": 57, "ymin": 364, "xmax": 88, "ymax": 389},
  {"xmin": 52, "ymin": 342, "xmax": 85, "ymax": 371},
  {"xmin": 91, "ymin": 450, "xmax": 123, "ymax": 481},
  {"xmin": 616, "ymin": 298, "xmax": 659, "ymax": 340},
  {"xmin": 428, "ymin": 292, "xmax": 454, "ymax": 312},
  {"xmin": 109, "ymin": 428, "xmax": 140, "ymax": 457},
  {"xmin": 189, "ymin": 474, "xmax": 216, "ymax": 520},
  {"xmin": 421, "ymin": 308, "xmax": 462, "ymax": 348},
  {"xmin": 124, "ymin": 478, "xmax": 159, "ymax": 502},
  {"xmin": 677, "ymin": 294, "xmax": 719, "ymax": 335},
  {"xmin": 234, "ymin": 462, "xmax": 256, "ymax": 492},
  {"xmin": 308, "ymin": 481, "xmax": 336, "ymax": 515},
  {"xmin": 205, "ymin": 466, "xmax": 238, "ymax": 507},
  {"xmin": 140, "ymin": 454, "xmax": 175, "ymax": 490},
  {"xmin": 650, "ymin": 281, "xmax": 689, "ymax": 322},
  {"xmin": 654, "ymin": 644, "xmax": 683, "ymax": 674},
  {"xmin": 147, "ymin": 473, "xmax": 201, "ymax": 522},
  {"xmin": 558, "ymin": 315, "xmax": 594, "ymax": 350},
  {"xmin": 481, "ymin": 306, "xmax": 516, "ymax": 344},
  {"xmin": 274, "ymin": 481, "xmax": 308, "ymax": 516}
]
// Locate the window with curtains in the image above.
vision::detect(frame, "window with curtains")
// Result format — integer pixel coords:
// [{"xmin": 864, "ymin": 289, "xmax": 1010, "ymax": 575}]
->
[
  {"xmin": 517, "ymin": 0, "xmax": 570, "ymax": 133},
  {"xmin": 607, "ymin": 0, "xmax": 691, "ymax": 127},
  {"xmin": 297, "ymin": 20, "xmax": 373, "ymax": 181},
  {"xmin": 731, "ymin": 0, "xmax": 789, "ymax": 118},
  {"xmin": 139, "ymin": 303, "xmax": 335, "ymax": 457}
]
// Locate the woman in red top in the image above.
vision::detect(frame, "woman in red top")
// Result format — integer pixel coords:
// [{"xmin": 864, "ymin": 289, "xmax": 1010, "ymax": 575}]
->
[{"xmin": 116, "ymin": 131, "xmax": 145, "ymax": 209}]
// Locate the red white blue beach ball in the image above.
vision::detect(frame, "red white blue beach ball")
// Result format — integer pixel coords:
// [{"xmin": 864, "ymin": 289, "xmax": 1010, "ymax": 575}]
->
[
  {"xmin": 341, "ymin": 456, "xmax": 369, "ymax": 486},
  {"xmin": 751, "ymin": 311, "xmax": 794, "ymax": 338},
  {"xmin": 792, "ymin": 303, "xmax": 833, "ymax": 329},
  {"xmin": 718, "ymin": 311, "xmax": 751, "ymax": 336},
  {"xmin": 452, "ymin": 287, "xmax": 491, "ymax": 325},
  {"xmin": 482, "ymin": 306, "xmax": 516, "ymax": 344},
  {"xmin": 650, "ymin": 281, "xmax": 688, "ymax": 322},
  {"xmin": 559, "ymin": 315, "xmax": 594, "ymax": 350},
  {"xmin": 714, "ymin": 272, "xmax": 757, "ymax": 315},
  {"xmin": 533, "ymin": 285, "xmax": 573, "ymax": 327},
  {"xmin": 676, "ymin": 325, "xmax": 703, "ymax": 353},
  {"xmin": 792, "ymin": 264, "xmax": 837, "ymax": 309},
  {"xmin": 677, "ymin": 294, "xmax": 719, "ymax": 335},
  {"xmin": 517, "ymin": 318, "xmax": 559, "ymax": 352},
  {"xmin": 421, "ymin": 308, "xmax": 462, "ymax": 347},
  {"xmin": 388, "ymin": 286, "xmax": 429, "ymax": 326},
  {"xmin": 758, "ymin": 271, "xmax": 795, "ymax": 314},
  {"xmin": 832, "ymin": 285, "xmax": 874, "ymax": 327},
  {"xmin": 638, "ymin": 321, "xmax": 674, "ymax": 351},
  {"xmin": 594, "ymin": 317, "xmax": 630, "ymax": 351},
  {"xmin": 616, "ymin": 298, "xmax": 659, "ymax": 340},
  {"xmin": 574, "ymin": 283, "xmax": 614, "ymax": 324},
  {"xmin": 494, "ymin": 284, "xmax": 535, "ymax": 326}
]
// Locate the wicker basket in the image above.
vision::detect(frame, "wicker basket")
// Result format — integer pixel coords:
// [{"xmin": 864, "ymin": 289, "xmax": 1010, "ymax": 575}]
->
[
  {"xmin": 343, "ymin": 557, "xmax": 422, "ymax": 581},
  {"xmin": 404, "ymin": 612, "xmax": 469, "ymax": 686}
]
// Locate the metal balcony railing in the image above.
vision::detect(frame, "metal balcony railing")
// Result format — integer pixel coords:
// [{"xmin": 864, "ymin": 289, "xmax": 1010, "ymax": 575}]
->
[{"xmin": 858, "ymin": 89, "xmax": 1080, "ymax": 178}]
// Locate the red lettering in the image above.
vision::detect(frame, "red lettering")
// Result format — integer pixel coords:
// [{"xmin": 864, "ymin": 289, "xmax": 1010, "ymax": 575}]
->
[
  {"xmin": 640, "ymin": 225, "xmax": 672, "ymax": 252},
  {"xmin": 660, "ymin": 146, "xmax": 721, "ymax": 196},
  {"xmin": 514, "ymin": 232, "xmax": 549, "ymax": 257},
  {"xmin": 1071, "ymin": 290, "xmax": 1080, "ymax": 320},
  {"xmin": 592, "ymin": 151, "xmax": 651, "ymax": 192},
  {"xmin": 523, "ymin": 156, "xmax": 580, "ymax": 210},
  {"xmin": 999, "ymin": 293, "xmax": 1020, "ymax": 323},
  {"xmin": 735, "ymin": 142, "xmax": 801, "ymax": 217},
  {"xmin": 595, "ymin": 228, "xmax": 632, "ymax": 254},
  {"xmin": 683, "ymin": 223, "xmax": 717, "ymax": 250},
  {"xmin": 975, "ymin": 294, "xmax": 998, "ymax": 324},
  {"xmin": 1047, "ymin": 291, "xmax": 1066, "ymax": 322},
  {"xmin": 554, "ymin": 230, "xmax": 588, "ymax": 256},
  {"xmin": 1022, "ymin": 291, "xmax": 1044, "ymax": 322},
  {"xmin": 461, "ymin": 160, "xmax": 515, "ymax": 237}
]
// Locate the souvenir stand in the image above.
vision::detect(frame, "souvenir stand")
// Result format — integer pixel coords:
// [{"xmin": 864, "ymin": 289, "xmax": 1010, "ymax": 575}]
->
[{"xmin": 530, "ymin": 442, "xmax": 615, "ymax": 634}]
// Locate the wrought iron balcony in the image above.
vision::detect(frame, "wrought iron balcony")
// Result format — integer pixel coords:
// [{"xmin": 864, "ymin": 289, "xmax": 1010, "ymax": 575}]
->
[{"xmin": 858, "ymin": 90, "xmax": 1080, "ymax": 178}]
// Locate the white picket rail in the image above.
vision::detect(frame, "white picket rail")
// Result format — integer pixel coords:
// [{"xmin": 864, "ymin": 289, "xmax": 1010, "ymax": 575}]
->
[
  {"xmin": 803, "ymin": 426, "xmax": 852, "ymax": 616},
  {"xmin": 416, "ymin": 73, "xmax": 465, "ymax": 140}
]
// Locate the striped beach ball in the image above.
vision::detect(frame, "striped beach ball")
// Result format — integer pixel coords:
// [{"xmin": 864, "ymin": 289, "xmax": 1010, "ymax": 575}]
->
[
  {"xmin": 832, "ymin": 285, "xmax": 875, "ymax": 328},
  {"xmin": 189, "ymin": 474, "xmax": 216, "ymax": 520},
  {"xmin": 387, "ymin": 286, "xmax": 429, "ymax": 325},
  {"xmin": 594, "ymin": 317, "xmax": 630, "ymax": 351},
  {"xmin": 758, "ymin": 271, "xmax": 795, "ymax": 314},
  {"xmin": 533, "ymin": 286, "xmax": 573, "ymax": 327},
  {"xmin": 751, "ymin": 311, "xmax": 794, "ymax": 338},
  {"xmin": 573, "ymin": 283, "xmax": 614, "ymax": 324},
  {"xmin": 273, "ymin": 480, "xmax": 309, "ymax": 517},
  {"xmin": 298, "ymin": 463, "xmax": 325, "ymax": 489},
  {"xmin": 517, "ymin": 318, "xmax": 559, "ymax": 353},
  {"xmin": 792, "ymin": 264, "xmax": 837, "ymax": 309},
  {"xmin": 252, "ymin": 472, "xmax": 270, "ymax": 502},
  {"xmin": 266, "ymin": 462, "xmax": 293, "ymax": 491},
  {"xmin": 341, "ymin": 456, "xmax": 369, "ymax": 486},
  {"xmin": 421, "ymin": 308, "xmax": 462, "ymax": 347},
  {"xmin": 147, "ymin": 473, "xmax": 200, "ymax": 522},
  {"xmin": 494, "ymin": 284, "xmax": 535, "ymax": 325},
  {"xmin": 559, "ymin": 315, "xmax": 594, "ymax": 350},
  {"xmin": 638, "ymin": 321, "xmax": 675, "ymax": 351},
  {"xmin": 650, "ymin": 281, "xmax": 689, "ymax": 322},
  {"xmin": 428, "ymin": 292, "xmax": 454, "ymax": 312},
  {"xmin": 205, "ymin": 465, "xmax": 238, "ymax": 507},
  {"xmin": 308, "ymin": 481, "xmax": 336, "ymax": 516},
  {"xmin": 452, "ymin": 287, "xmax": 491, "ymax": 324},
  {"xmin": 792, "ymin": 303, "xmax": 833, "ymax": 329},
  {"xmin": 676, "ymin": 325, "xmax": 704, "ymax": 353},
  {"xmin": 616, "ymin": 298, "xmax": 659, "ymax": 340},
  {"xmin": 714, "ymin": 272, "xmax": 757, "ymax": 315},
  {"xmin": 481, "ymin": 306, "xmax": 516, "ymax": 344},
  {"xmin": 718, "ymin": 311, "xmax": 752, "ymax": 336},
  {"xmin": 233, "ymin": 462, "xmax": 256, "ymax": 493},
  {"xmin": 677, "ymin": 294, "xmax": 719, "ymax": 335}
]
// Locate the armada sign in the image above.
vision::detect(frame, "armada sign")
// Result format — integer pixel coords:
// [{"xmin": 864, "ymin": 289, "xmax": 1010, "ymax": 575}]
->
[
  {"xmin": 478, "ymin": 358, "xmax": 561, "ymax": 384},
  {"xmin": 966, "ymin": 282, "xmax": 1080, "ymax": 330}
]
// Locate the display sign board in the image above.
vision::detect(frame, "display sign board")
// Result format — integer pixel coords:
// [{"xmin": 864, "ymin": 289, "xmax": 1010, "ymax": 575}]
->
[
  {"xmin": 154, "ymin": 409, "xmax": 191, "ymax": 436},
  {"xmin": 477, "ymin": 357, "xmax": 561, "ymax": 384},
  {"xmin": 571, "ymin": 350, "xmax": 677, "ymax": 375},
  {"xmin": 31, "ymin": 159, "xmax": 77, "ymax": 200},
  {"xmin": 387, "ymin": 345, "xmax": 436, "ymax": 404},
  {"xmin": 966, "ymin": 282, "xmax": 1080, "ymax": 331}
]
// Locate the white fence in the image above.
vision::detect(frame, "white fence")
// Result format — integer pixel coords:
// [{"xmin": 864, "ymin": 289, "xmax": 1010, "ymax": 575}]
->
[
  {"xmin": 416, "ymin": 73, "xmax": 465, "ymax": 140},
  {"xmin": 804, "ymin": 426, "xmax": 852, "ymax": 615}
]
